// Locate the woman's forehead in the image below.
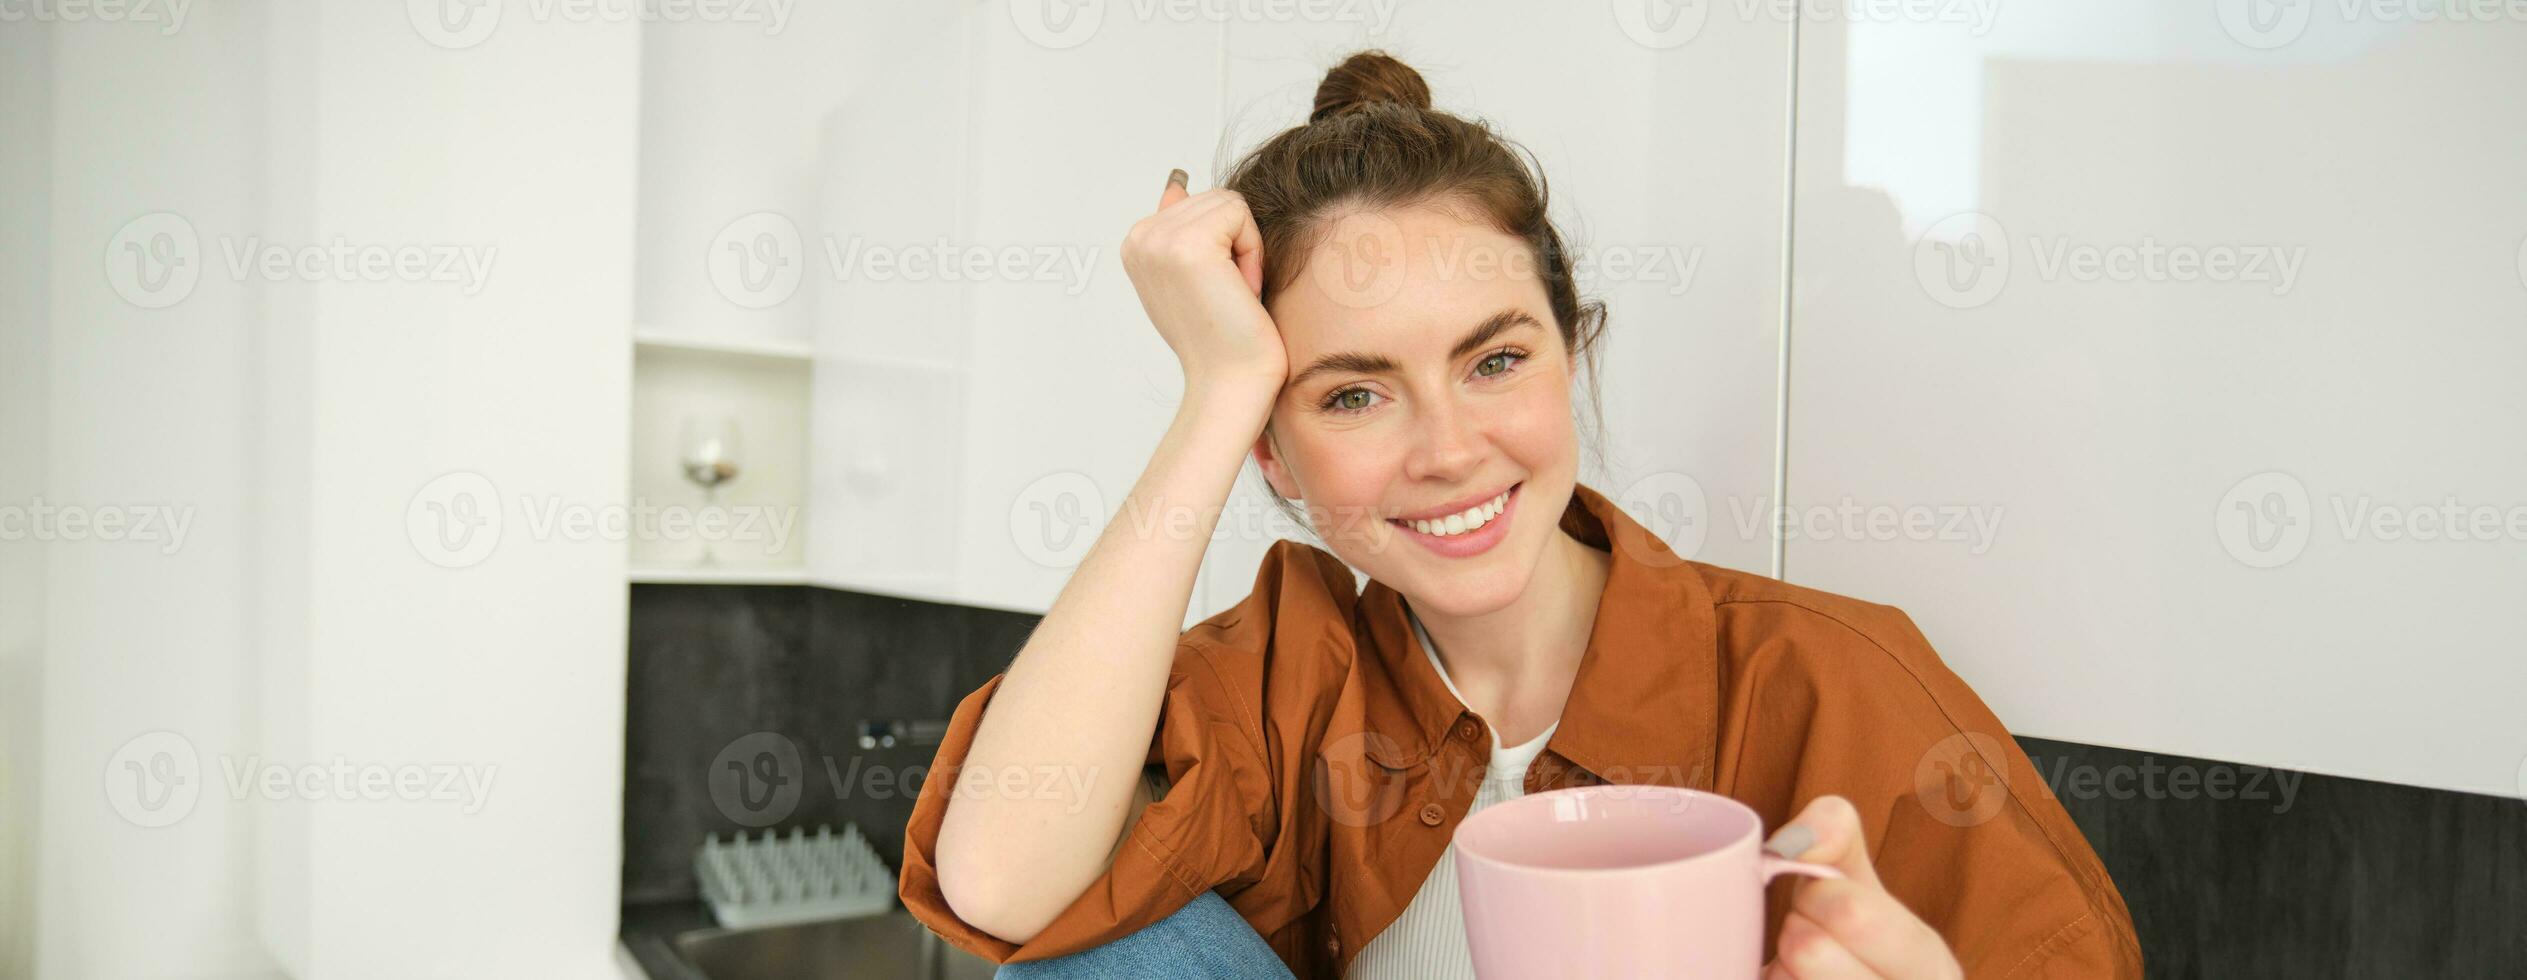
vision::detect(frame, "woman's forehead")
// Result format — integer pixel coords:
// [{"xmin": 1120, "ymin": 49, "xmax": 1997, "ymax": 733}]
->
[{"xmin": 1273, "ymin": 206, "xmax": 1549, "ymax": 354}]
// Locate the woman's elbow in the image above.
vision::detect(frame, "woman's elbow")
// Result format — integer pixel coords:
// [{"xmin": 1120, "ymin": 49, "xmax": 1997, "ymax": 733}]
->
[{"xmin": 934, "ymin": 820, "xmax": 1053, "ymax": 946}]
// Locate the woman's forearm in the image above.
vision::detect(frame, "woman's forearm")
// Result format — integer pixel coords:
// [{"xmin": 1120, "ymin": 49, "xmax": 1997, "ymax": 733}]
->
[{"xmin": 934, "ymin": 382, "xmax": 1276, "ymax": 943}]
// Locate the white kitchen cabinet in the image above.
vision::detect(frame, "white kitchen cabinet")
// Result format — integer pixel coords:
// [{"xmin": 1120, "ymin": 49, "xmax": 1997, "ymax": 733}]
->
[
  {"xmin": 1783, "ymin": 7, "xmax": 2527, "ymax": 797},
  {"xmin": 803, "ymin": 5, "xmax": 1225, "ymax": 622}
]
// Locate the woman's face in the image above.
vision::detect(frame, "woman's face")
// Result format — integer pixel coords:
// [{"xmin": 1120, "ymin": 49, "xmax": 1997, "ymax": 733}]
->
[{"xmin": 1253, "ymin": 201, "xmax": 1581, "ymax": 618}]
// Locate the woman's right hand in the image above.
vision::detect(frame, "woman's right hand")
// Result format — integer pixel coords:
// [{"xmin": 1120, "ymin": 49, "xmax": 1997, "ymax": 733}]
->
[{"xmin": 1122, "ymin": 169, "xmax": 1289, "ymax": 407}]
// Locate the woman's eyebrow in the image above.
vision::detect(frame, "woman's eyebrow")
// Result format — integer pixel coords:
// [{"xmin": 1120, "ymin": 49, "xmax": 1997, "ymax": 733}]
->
[{"xmin": 1284, "ymin": 309, "xmax": 1542, "ymax": 391}]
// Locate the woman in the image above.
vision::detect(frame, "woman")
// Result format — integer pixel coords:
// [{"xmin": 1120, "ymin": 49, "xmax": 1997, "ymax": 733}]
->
[{"xmin": 901, "ymin": 51, "xmax": 2142, "ymax": 980}]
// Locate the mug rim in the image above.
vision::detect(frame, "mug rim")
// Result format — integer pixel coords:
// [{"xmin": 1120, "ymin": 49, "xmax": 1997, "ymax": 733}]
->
[{"xmin": 1451, "ymin": 783, "xmax": 1763, "ymax": 877}]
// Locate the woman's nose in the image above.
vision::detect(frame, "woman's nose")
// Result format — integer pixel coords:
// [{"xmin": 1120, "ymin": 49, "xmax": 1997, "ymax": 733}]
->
[{"xmin": 1404, "ymin": 394, "xmax": 1485, "ymax": 481}]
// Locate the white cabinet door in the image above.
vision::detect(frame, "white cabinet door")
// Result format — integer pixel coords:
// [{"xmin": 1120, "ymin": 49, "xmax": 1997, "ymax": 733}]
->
[
  {"xmin": 812, "ymin": 8, "xmax": 1227, "ymax": 618},
  {"xmin": 1785, "ymin": 7, "xmax": 2527, "ymax": 797},
  {"xmin": 951, "ymin": 12, "xmax": 1229, "ymax": 619},
  {"xmin": 813, "ymin": 12, "xmax": 979, "ymax": 600}
]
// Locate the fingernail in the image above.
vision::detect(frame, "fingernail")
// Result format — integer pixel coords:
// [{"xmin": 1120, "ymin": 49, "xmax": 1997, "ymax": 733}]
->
[
  {"xmin": 1167, "ymin": 168, "xmax": 1189, "ymax": 189},
  {"xmin": 1763, "ymin": 824, "xmax": 1814, "ymax": 859}
]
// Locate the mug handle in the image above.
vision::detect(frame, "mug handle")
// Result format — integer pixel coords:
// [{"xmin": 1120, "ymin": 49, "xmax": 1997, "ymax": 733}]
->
[{"xmin": 1760, "ymin": 855, "xmax": 1845, "ymax": 884}]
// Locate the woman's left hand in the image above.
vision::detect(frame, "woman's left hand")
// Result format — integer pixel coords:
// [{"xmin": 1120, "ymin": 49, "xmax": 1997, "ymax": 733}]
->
[{"xmin": 1760, "ymin": 794, "xmax": 1964, "ymax": 980}]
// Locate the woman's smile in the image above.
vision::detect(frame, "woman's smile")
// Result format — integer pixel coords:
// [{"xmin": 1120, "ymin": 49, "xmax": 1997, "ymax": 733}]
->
[{"xmin": 1385, "ymin": 480, "xmax": 1521, "ymax": 558}]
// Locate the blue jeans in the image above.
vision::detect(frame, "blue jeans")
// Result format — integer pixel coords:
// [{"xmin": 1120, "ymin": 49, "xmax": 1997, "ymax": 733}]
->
[{"xmin": 993, "ymin": 889, "xmax": 1297, "ymax": 979}]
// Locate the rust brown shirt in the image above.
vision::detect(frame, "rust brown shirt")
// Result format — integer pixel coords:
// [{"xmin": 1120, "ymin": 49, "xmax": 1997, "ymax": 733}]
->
[{"xmin": 900, "ymin": 483, "xmax": 2144, "ymax": 978}]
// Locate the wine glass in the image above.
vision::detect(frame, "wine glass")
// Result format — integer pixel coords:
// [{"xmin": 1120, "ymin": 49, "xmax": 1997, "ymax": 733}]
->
[{"xmin": 679, "ymin": 416, "xmax": 742, "ymax": 566}]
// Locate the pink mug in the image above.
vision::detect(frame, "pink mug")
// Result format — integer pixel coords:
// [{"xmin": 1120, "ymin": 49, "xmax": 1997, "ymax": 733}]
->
[{"xmin": 1452, "ymin": 785, "xmax": 1842, "ymax": 979}]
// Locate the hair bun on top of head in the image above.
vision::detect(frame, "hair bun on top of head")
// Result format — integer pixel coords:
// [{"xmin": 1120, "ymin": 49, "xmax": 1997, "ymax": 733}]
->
[{"xmin": 1309, "ymin": 49, "xmax": 1433, "ymax": 123}]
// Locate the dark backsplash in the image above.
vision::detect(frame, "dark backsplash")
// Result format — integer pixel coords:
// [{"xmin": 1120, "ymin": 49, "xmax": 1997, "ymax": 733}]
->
[
  {"xmin": 622, "ymin": 583, "xmax": 1038, "ymax": 904},
  {"xmin": 624, "ymin": 584, "xmax": 2525, "ymax": 975},
  {"xmin": 2016, "ymin": 736, "xmax": 2525, "ymax": 978}
]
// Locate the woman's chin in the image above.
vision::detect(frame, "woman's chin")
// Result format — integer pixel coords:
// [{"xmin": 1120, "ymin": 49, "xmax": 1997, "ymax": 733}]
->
[{"xmin": 1381, "ymin": 539, "xmax": 1540, "ymax": 617}]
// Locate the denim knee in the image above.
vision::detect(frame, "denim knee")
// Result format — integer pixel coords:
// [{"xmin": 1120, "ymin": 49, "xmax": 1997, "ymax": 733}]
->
[{"xmin": 992, "ymin": 889, "xmax": 1295, "ymax": 980}]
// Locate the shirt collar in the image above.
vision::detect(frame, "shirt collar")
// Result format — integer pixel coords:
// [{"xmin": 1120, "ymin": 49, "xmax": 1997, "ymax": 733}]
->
[{"xmin": 1352, "ymin": 481, "xmax": 1720, "ymax": 788}]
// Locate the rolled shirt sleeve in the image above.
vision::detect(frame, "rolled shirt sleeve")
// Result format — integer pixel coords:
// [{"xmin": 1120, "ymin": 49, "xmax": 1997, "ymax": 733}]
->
[
  {"xmin": 899, "ymin": 541, "xmax": 1340, "ymax": 967},
  {"xmin": 1726, "ymin": 598, "xmax": 2147, "ymax": 979}
]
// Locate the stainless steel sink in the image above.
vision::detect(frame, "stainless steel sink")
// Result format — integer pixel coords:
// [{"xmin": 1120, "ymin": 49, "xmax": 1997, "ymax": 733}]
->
[{"xmin": 668, "ymin": 913, "xmax": 999, "ymax": 980}]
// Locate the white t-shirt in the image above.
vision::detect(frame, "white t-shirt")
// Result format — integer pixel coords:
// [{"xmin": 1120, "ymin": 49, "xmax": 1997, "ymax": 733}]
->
[{"xmin": 1344, "ymin": 604, "xmax": 1561, "ymax": 980}]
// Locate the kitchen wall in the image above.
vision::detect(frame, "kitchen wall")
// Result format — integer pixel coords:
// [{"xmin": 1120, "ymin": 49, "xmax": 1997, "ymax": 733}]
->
[
  {"xmin": 10, "ymin": 3, "xmax": 639, "ymax": 977},
  {"xmin": 0, "ymin": 14, "xmax": 50, "ymax": 979},
  {"xmin": 24, "ymin": 4, "xmax": 276, "ymax": 974}
]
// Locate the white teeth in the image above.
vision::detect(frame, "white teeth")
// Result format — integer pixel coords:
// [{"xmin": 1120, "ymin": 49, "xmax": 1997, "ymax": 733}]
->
[{"xmin": 1400, "ymin": 489, "xmax": 1512, "ymax": 538}]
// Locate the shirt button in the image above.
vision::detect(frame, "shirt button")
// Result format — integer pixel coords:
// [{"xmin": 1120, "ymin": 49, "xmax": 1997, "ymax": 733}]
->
[
  {"xmin": 1419, "ymin": 802, "xmax": 1445, "ymax": 826},
  {"xmin": 1455, "ymin": 719, "xmax": 1480, "ymax": 741}
]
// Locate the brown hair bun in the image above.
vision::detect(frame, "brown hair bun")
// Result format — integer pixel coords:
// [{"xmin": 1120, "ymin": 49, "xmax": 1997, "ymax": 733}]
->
[{"xmin": 1309, "ymin": 49, "xmax": 1433, "ymax": 123}]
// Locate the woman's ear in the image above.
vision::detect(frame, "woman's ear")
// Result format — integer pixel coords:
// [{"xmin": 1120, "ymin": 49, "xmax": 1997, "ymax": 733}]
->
[{"xmin": 1252, "ymin": 426, "xmax": 1301, "ymax": 500}]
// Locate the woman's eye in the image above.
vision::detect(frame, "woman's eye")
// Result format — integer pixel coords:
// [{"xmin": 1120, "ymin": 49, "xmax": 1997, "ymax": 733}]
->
[
  {"xmin": 1323, "ymin": 351, "xmax": 1527, "ymax": 414},
  {"xmin": 1325, "ymin": 388, "xmax": 1379, "ymax": 413},
  {"xmin": 1476, "ymin": 349, "xmax": 1528, "ymax": 378}
]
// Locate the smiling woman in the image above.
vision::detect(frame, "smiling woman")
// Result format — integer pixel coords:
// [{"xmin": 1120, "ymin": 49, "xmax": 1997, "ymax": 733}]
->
[
  {"xmin": 900, "ymin": 49, "xmax": 2141, "ymax": 980},
  {"xmin": 1246, "ymin": 200, "xmax": 1591, "ymax": 621}
]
